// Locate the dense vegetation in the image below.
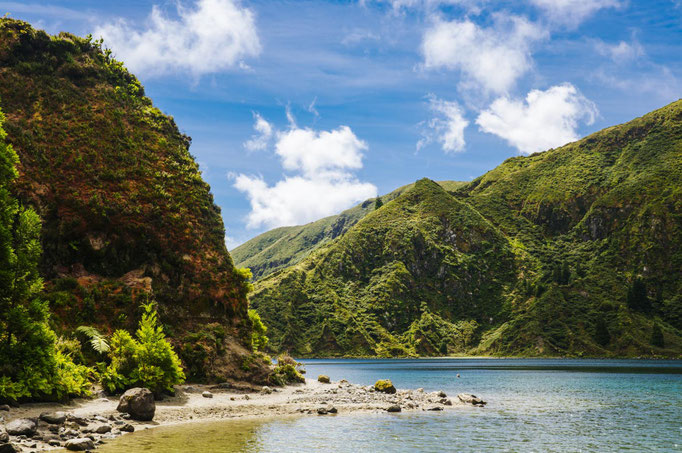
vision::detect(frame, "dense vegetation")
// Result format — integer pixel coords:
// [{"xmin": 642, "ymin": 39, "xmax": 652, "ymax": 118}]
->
[
  {"xmin": 0, "ymin": 19, "xmax": 268, "ymax": 385},
  {"xmin": 248, "ymin": 101, "xmax": 682, "ymax": 358},
  {"xmin": 0, "ymin": 106, "xmax": 92, "ymax": 403}
]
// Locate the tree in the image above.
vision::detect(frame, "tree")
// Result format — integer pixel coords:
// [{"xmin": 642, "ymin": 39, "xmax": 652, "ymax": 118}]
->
[
  {"xmin": 594, "ymin": 318, "xmax": 610, "ymax": 347},
  {"xmin": 374, "ymin": 196, "xmax": 383, "ymax": 210},
  {"xmin": 248, "ymin": 309, "xmax": 269, "ymax": 351},
  {"xmin": 0, "ymin": 106, "xmax": 90, "ymax": 402},
  {"xmin": 627, "ymin": 277, "xmax": 651, "ymax": 312},
  {"xmin": 650, "ymin": 323, "xmax": 664, "ymax": 348},
  {"xmin": 561, "ymin": 261, "xmax": 571, "ymax": 285}
]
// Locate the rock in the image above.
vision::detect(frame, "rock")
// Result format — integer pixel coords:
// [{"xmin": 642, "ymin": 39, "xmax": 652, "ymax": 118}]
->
[
  {"xmin": 426, "ymin": 405, "xmax": 443, "ymax": 411},
  {"xmin": 457, "ymin": 393, "xmax": 486, "ymax": 406},
  {"xmin": 93, "ymin": 424, "xmax": 112, "ymax": 434},
  {"xmin": 416, "ymin": 388, "xmax": 424, "ymax": 393},
  {"xmin": 48, "ymin": 439, "xmax": 62, "ymax": 447},
  {"xmin": 456, "ymin": 374, "xmax": 460, "ymax": 378},
  {"xmin": 117, "ymin": 388, "xmax": 156, "ymax": 421},
  {"xmin": 0, "ymin": 443, "xmax": 20, "ymax": 453},
  {"xmin": 39, "ymin": 411, "xmax": 67, "ymax": 425},
  {"xmin": 328, "ymin": 407, "xmax": 338, "ymax": 414},
  {"xmin": 374, "ymin": 379, "xmax": 396, "ymax": 394},
  {"xmin": 317, "ymin": 375, "xmax": 331, "ymax": 384},
  {"xmin": 65, "ymin": 437, "xmax": 95, "ymax": 451},
  {"xmin": 243, "ymin": 395, "xmax": 250, "ymax": 400},
  {"xmin": 0, "ymin": 426, "xmax": 7, "ymax": 443},
  {"xmin": 66, "ymin": 415, "xmax": 88, "ymax": 426},
  {"xmin": 93, "ymin": 415, "xmax": 109, "ymax": 423},
  {"xmin": 442, "ymin": 399, "xmax": 452, "ymax": 406},
  {"xmin": 316, "ymin": 407, "xmax": 328, "ymax": 415},
  {"xmin": 0, "ymin": 406, "xmax": 9, "ymax": 412},
  {"xmin": 260, "ymin": 386, "xmax": 273, "ymax": 395},
  {"xmin": 437, "ymin": 391, "xmax": 447, "ymax": 398},
  {"xmin": 183, "ymin": 386, "xmax": 200, "ymax": 393},
  {"xmin": 5, "ymin": 419, "xmax": 36, "ymax": 436},
  {"xmin": 119, "ymin": 424, "xmax": 135, "ymax": 433},
  {"xmin": 202, "ymin": 391, "xmax": 213, "ymax": 399},
  {"xmin": 386, "ymin": 405, "xmax": 402, "ymax": 413}
]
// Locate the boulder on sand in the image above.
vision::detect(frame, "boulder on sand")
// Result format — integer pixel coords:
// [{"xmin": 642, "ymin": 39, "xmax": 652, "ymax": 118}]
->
[
  {"xmin": 6, "ymin": 418, "xmax": 36, "ymax": 436},
  {"xmin": 317, "ymin": 375, "xmax": 331, "ymax": 384},
  {"xmin": 117, "ymin": 388, "xmax": 155, "ymax": 421},
  {"xmin": 65, "ymin": 437, "xmax": 95, "ymax": 451},
  {"xmin": 39, "ymin": 411, "xmax": 67, "ymax": 425}
]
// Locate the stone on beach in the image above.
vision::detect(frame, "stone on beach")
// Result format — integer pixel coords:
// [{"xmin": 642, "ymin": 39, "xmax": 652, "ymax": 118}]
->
[
  {"xmin": 374, "ymin": 380, "xmax": 396, "ymax": 394},
  {"xmin": 202, "ymin": 391, "xmax": 214, "ymax": 399},
  {"xmin": 6, "ymin": 418, "xmax": 37, "ymax": 436},
  {"xmin": 117, "ymin": 387, "xmax": 156, "ymax": 421},
  {"xmin": 40, "ymin": 411, "xmax": 67, "ymax": 425},
  {"xmin": 317, "ymin": 375, "xmax": 331, "ymax": 384},
  {"xmin": 386, "ymin": 405, "xmax": 402, "ymax": 413},
  {"xmin": 65, "ymin": 437, "xmax": 95, "ymax": 451}
]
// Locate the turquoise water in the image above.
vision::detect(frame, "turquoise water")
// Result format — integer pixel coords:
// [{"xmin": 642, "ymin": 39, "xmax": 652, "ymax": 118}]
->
[{"xmin": 102, "ymin": 359, "xmax": 682, "ymax": 452}]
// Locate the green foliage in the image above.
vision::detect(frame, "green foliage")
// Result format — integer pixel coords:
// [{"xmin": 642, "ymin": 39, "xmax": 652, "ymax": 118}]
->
[
  {"xmin": 248, "ymin": 309, "xmax": 268, "ymax": 351},
  {"xmin": 76, "ymin": 325, "xmax": 110, "ymax": 354},
  {"xmin": 374, "ymin": 196, "xmax": 383, "ymax": 210},
  {"xmin": 0, "ymin": 104, "xmax": 92, "ymax": 402},
  {"xmin": 594, "ymin": 318, "xmax": 611, "ymax": 347},
  {"xmin": 651, "ymin": 323, "xmax": 664, "ymax": 348},
  {"xmin": 627, "ymin": 277, "xmax": 651, "ymax": 312},
  {"xmin": 100, "ymin": 302, "xmax": 185, "ymax": 394},
  {"xmin": 268, "ymin": 354, "xmax": 305, "ymax": 386}
]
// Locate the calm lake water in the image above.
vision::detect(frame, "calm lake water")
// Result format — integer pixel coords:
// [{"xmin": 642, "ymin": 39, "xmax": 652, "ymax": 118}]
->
[{"xmin": 99, "ymin": 359, "xmax": 682, "ymax": 452}]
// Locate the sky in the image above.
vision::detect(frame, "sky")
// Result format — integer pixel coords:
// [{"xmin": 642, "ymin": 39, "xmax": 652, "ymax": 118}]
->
[{"xmin": 3, "ymin": 0, "xmax": 682, "ymax": 248}]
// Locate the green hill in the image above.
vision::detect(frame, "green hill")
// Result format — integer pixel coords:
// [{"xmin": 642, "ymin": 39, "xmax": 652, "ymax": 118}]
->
[
  {"xmin": 249, "ymin": 100, "xmax": 682, "ymax": 358},
  {"xmin": 0, "ymin": 19, "xmax": 268, "ymax": 382}
]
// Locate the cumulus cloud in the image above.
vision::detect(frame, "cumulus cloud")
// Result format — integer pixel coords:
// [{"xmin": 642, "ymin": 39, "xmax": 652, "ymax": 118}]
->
[
  {"xmin": 595, "ymin": 38, "xmax": 645, "ymax": 64},
  {"xmin": 243, "ymin": 113, "xmax": 274, "ymax": 151},
  {"xmin": 421, "ymin": 16, "xmax": 547, "ymax": 94},
  {"xmin": 530, "ymin": 0, "xmax": 620, "ymax": 27},
  {"xmin": 418, "ymin": 97, "xmax": 469, "ymax": 153},
  {"xmin": 94, "ymin": 0, "xmax": 261, "ymax": 77},
  {"xmin": 364, "ymin": 0, "xmax": 485, "ymax": 13},
  {"xmin": 234, "ymin": 121, "xmax": 377, "ymax": 229},
  {"xmin": 475, "ymin": 83, "xmax": 598, "ymax": 154}
]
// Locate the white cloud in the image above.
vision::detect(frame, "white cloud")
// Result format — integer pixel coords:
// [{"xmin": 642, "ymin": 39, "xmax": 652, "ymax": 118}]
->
[
  {"xmin": 476, "ymin": 83, "xmax": 598, "ymax": 154},
  {"xmin": 530, "ymin": 0, "xmax": 620, "ymax": 27},
  {"xmin": 94, "ymin": 0, "xmax": 260, "ymax": 77},
  {"xmin": 243, "ymin": 112, "xmax": 274, "ymax": 151},
  {"xmin": 234, "ymin": 121, "xmax": 377, "ymax": 229},
  {"xmin": 421, "ymin": 16, "xmax": 547, "ymax": 94},
  {"xmin": 595, "ymin": 39, "xmax": 645, "ymax": 64},
  {"xmin": 365, "ymin": 0, "xmax": 485, "ymax": 13},
  {"xmin": 418, "ymin": 97, "xmax": 469, "ymax": 153}
]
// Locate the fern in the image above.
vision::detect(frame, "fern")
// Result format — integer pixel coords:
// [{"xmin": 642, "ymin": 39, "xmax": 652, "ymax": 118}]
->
[{"xmin": 76, "ymin": 325, "xmax": 110, "ymax": 354}]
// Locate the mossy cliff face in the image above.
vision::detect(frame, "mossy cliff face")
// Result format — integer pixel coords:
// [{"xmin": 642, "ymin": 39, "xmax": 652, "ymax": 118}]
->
[
  {"xmin": 0, "ymin": 19, "xmax": 267, "ymax": 382},
  {"xmin": 249, "ymin": 101, "xmax": 682, "ymax": 358}
]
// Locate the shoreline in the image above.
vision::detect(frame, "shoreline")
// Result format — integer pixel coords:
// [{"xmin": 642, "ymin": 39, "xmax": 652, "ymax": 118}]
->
[{"xmin": 1, "ymin": 378, "xmax": 479, "ymax": 451}]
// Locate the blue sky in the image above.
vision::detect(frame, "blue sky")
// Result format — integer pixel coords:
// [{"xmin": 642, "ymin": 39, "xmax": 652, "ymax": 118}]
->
[{"xmin": 4, "ymin": 0, "xmax": 681, "ymax": 247}]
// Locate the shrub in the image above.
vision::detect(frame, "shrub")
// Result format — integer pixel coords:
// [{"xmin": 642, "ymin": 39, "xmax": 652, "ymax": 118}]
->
[
  {"xmin": 100, "ymin": 303, "xmax": 185, "ymax": 394},
  {"xmin": 651, "ymin": 323, "xmax": 664, "ymax": 348},
  {"xmin": 248, "ymin": 309, "xmax": 269, "ymax": 351},
  {"xmin": 269, "ymin": 354, "xmax": 305, "ymax": 386}
]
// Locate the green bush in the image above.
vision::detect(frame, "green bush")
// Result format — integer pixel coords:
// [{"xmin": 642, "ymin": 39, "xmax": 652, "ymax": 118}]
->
[
  {"xmin": 100, "ymin": 303, "xmax": 185, "ymax": 394},
  {"xmin": 269, "ymin": 354, "xmax": 305, "ymax": 386},
  {"xmin": 248, "ymin": 309, "xmax": 269, "ymax": 351}
]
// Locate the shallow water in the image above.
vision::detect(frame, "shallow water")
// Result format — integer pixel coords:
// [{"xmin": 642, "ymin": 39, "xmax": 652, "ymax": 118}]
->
[{"xmin": 100, "ymin": 359, "xmax": 682, "ymax": 452}]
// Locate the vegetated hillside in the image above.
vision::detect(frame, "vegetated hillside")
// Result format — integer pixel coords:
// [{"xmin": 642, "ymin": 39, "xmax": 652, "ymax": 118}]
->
[
  {"xmin": 232, "ymin": 183, "xmax": 414, "ymax": 279},
  {"xmin": 250, "ymin": 100, "xmax": 682, "ymax": 358},
  {"xmin": 0, "ymin": 19, "xmax": 268, "ymax": 382}
]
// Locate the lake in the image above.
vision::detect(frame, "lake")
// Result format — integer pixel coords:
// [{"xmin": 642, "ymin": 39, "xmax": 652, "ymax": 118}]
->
[{"xmin": 99, "ymin": 359, "xmax": 682, "ymax": 452}]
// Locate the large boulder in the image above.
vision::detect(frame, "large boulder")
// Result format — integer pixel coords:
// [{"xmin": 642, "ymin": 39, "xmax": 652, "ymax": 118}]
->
[
  {"xmin": 5, "ymin": 418, "xmax": 36, "ymax": 436},
  {"xmin": 317, "ymin": 375, "xmax": 331, "ymax": 384},
  {"xmin": 117, "ymin": 388, "xmax": 155, "ymax": 421},
  {"xmin": 374, "ymin": 379, "xmax": 396, "ymax": 394},
  {"xmin": 65, "ymin": 438, "xmax": 95, "ymax": 451}
]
